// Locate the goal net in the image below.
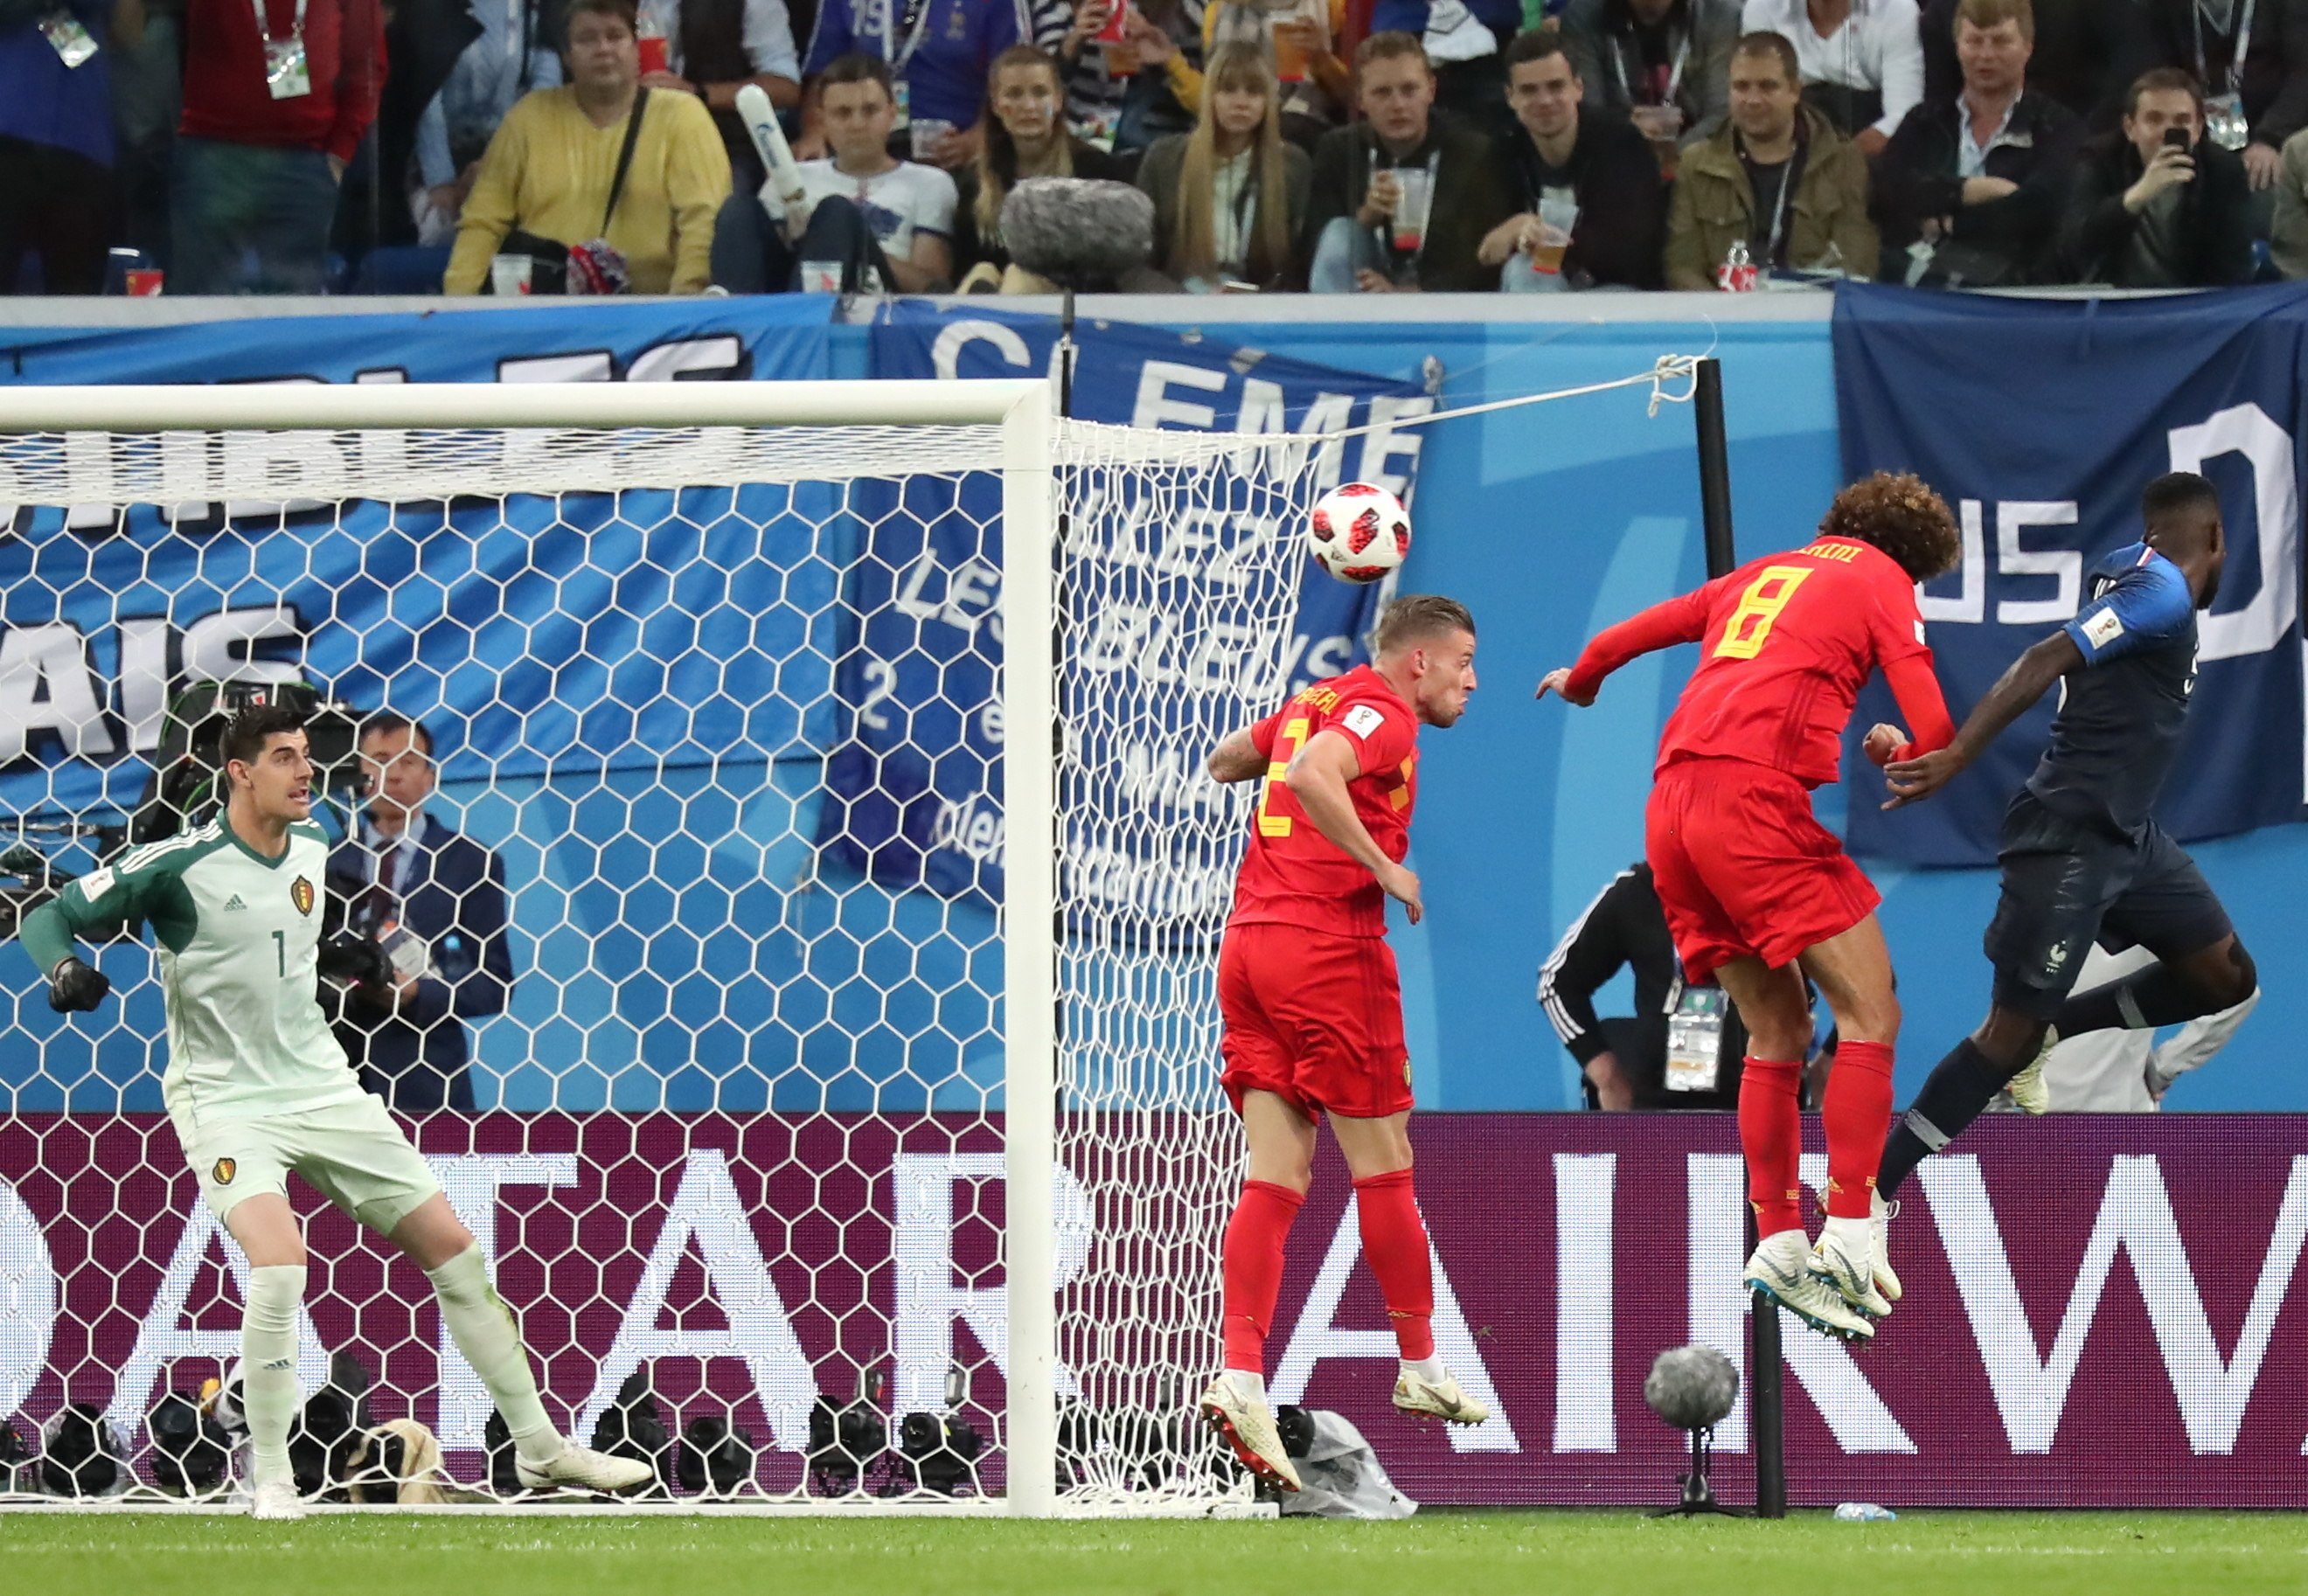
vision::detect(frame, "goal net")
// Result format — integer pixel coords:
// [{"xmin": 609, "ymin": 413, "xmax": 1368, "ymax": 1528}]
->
[{"xmin": 0, "ymin": 379, "xmax": 1345, "ymax": 1514}]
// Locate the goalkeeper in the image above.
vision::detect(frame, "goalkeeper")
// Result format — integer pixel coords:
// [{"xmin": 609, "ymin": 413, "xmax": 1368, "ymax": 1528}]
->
[{"xmin": 14, "ymin": 703, "xmax": 650, "ymax": 1519}]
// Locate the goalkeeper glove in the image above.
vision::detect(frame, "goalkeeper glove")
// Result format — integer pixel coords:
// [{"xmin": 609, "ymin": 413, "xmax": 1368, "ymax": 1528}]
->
[
  {"xmin": 47, "ymin": 957, "xmax": 110, "ymax": 1013},
  {"xmin": 317, "ymin": 932, "xmax": 393, "ymax": 988}
]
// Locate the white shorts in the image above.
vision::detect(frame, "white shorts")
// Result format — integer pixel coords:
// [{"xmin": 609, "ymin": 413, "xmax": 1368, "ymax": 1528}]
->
[{"xmin": 173, "ymin": 1093, "xmax": 441, "ymax": 1235}]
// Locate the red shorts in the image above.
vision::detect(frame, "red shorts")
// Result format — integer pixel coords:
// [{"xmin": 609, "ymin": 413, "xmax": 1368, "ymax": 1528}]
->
[
  {"xmin": 1645, "ymin": 757, "xmax": 1880, "ymax": 979},
  {"xmin": 1218, "ymin": 922, "xmax": 1413, "ymax": 1121}
]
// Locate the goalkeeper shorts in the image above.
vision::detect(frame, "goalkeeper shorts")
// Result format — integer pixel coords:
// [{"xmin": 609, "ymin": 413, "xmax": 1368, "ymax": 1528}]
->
[{"xmin": 173, "ymin": 1092, "xmax": 443, "ymax": 1235}]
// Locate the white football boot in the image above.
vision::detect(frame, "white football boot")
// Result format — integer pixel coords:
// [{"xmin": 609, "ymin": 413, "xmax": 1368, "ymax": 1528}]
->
[
  {"xmin": 1744, "ymin": 1229, "xmax": 1874, "ymax": 1343},
  {"xmin": 1392, "ymin": 1368, "xmax": 1490, "ymax": 1426},
  {"xmin": 1809, "ymin": 1219, "xmax": 1894, "ymax": 1320},
  {"xmin": 2005, "ymin": 1026, "xmax": 2056, "ymax": 1115},
  {"xmin": 515, "ymin": 1440, "xmax": 655, "ymax": 1495},
  {"xmin": 1871, "ymin": 1190, "xmax": 1903, "ymax": 1306},
  {"xmin": 249, "ymin": 1476, "xmax": 306, "ymax": 1521},
  {"xmin": 1199, "ymin": 1374, "xmax": 1301, "ymax": 1492}
]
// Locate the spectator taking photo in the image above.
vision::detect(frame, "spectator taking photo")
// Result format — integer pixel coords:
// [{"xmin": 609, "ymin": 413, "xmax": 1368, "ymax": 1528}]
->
[{"xmin": 2057, "ymin": 66, "xmax": 2254, "ymax": 288}]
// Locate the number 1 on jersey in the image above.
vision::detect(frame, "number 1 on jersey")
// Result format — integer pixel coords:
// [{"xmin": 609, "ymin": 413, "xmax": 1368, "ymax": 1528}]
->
[
  {"xmin": 1255, "ymin": 717, "xmax": 1311, "ymax": 837},
  {"xmin": 1714, "ymin": 566, "xmax": 1814, "ymax": 660},
  {"xmin": 272, "ymin": 929, "xmax": 285, "ymax": 977}
]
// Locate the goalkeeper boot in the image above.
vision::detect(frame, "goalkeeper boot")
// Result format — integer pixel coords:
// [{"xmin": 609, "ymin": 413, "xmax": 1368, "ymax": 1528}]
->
[
  {"xmin": 1808, "ymin": 1218, "xmax": 1893, "ymax": 1320},
  {"xmin": 515, "ymin": 1440, "xmax": 655, "ymax": 1495},
  {"xmin": 2005, "ymin": 1026, "xmax": 2056, "ymax": 1116},
  {"xmin": 1199, "ymin": 1374, "xmax": 1301, "ymax": 1493},
  {"xmin": 1744, "ymin": 1229, "xmax": 1873, "ymax": 1343},
  {"xmin": 1393, "ymin": 1367, "xmax": 1490, "ymax": 1426},
  {"xmin": 1871, "ymin": 1190, "xmax": 1903, "ymax": 1307},
  {"xmin": 250, "ymin": 1475, "xmax": 307, "ymax": 1522}
]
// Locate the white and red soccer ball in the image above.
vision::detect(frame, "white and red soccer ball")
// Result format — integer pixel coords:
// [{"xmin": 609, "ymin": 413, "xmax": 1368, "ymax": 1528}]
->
[{"xmin": 1307, "ymin": 482, "xmax": 1411, "ymax": 584}]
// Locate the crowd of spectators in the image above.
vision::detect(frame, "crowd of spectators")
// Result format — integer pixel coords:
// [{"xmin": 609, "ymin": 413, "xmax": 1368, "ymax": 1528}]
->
[{"xmin": 3, "ymin": 0, "xmax": 2305, "ymax": 295}]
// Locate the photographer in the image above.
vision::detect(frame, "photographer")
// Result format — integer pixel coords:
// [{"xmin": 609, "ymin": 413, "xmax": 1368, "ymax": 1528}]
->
[
  {"xmin": 328, "ymin": 714, "xmax": 512, "ymax": 1114},
  {"xmin": 2055, "ymin": 66, "xmax": 2254, "ymax": 287}
]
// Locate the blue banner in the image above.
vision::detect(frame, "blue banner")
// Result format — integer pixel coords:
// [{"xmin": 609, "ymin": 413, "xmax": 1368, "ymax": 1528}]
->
[
  {"xmin": 1833, "ymin": 282, "xmax": 2308, "ymax": 866},
  {"xmin": 822, "ymin": 304, "xmax": 1436, "ymax": 924},
  {"xmin": 0, "ymin": 301, "xmax": 838, "ymax": 824}
]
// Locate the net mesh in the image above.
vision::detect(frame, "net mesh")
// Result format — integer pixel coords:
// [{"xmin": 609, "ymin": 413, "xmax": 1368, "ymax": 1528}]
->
[{"xmin": 0, "ymin": 413, "xmax": 1323, "ymax": 1510}]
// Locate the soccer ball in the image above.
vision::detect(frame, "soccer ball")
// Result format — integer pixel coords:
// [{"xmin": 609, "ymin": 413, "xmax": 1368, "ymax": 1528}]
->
[{"xmin": 1308, "ymin": 482, "xmax": 1411, "ymax": 584}]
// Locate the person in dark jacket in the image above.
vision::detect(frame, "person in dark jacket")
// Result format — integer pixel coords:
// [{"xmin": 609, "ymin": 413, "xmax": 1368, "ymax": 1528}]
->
[
  {"xmin": 1877, "ymin": 0, "xmax": 2083, "ymax": 285},
  {"xmin": 1559, "ymin": 0, "xmax": 1742, "ymax": 157},
  {"xmin": 1920, "ymin": 0, "xmax": 2154, "ymax": 130},
  {"xmin": 1480, "ymin": 30, "xmax": 1665, "ymax": 288},
  {"xmin": 1538, "ymin": 862, "xmax": 1748, "ymax": 1111},
  {"xmin": 2056, "ymin": 66, "xmax": 2255, "ymax": 286},
  {"xmin": 330, "ymin": 714, "xmax": 514, "ymax": 1114},
  {"xmin": 1302, "ymin": 31, "xmax": 1515, "ymax": 291}
]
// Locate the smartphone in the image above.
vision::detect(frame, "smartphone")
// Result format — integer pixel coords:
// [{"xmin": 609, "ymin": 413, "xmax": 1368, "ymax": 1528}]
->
[{"xmin": 2164, "ymin": 127, "xmax": 2193, "ymax": 150}]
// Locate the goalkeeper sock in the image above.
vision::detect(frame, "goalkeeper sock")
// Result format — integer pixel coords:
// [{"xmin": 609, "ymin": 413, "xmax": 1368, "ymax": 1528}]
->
[
  {"xmin": 1352, "ymin": 1169, "xmax": 1435, "ymax": 1363},
  {"xmin": 1737, "ymin": 1056, "xmax": 1804, "ymax": 1239},
  {"xmin": 243, "ymin": 1264, "xmax": 305, "ymax": 1485},
  {"xmin": 428, "ymin": 1243, "xmax": 559, "ymax": 1465},
  {"xmin": 1220, "ymin": 1180, "xmax": 1303, "ymax": 1376},
  {"xmin": 1820, "ymin": 1040, "xmax": 1894, "ymax": 1220},
  {"xmin": 2054, "ymin": 963, "xmax": 2223, "ymax": 1037},
  {"xmin": 1876, "ymin": 1039, "xmax": 2006, "ymax": 1200}
]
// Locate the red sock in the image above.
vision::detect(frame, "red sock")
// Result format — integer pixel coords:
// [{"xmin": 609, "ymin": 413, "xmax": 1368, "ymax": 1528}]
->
[
  {"xmin": 1352, "ymin": 1169, "xmax": 1436, "ymax": 1361},
  {"xmin": 1738, "ymin": 1055, "xmax": 1804, "ymax": 1239},
  {"xmin": 1220, "ymin": 1180, "xmax": 1304, "ymax": 1373},
  {"xmin": 1823, "ymin": 1039, "xmax": 1894, "ymax": 1219}
]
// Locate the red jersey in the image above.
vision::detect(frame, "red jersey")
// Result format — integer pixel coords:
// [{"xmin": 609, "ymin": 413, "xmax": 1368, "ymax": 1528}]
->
[
  {"xmin": 1227, "ymin": 665, "xmax": 1420, "ymax": 938},
  {"xmin": 1566, "ymin": 536, "xmax": 1953, "ymax": 788}
]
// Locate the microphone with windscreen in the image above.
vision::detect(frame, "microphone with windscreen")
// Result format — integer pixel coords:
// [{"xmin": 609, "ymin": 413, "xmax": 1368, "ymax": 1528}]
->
[
  {"xmin": 1001, "ymin": 177, "xmax": 1156, "ymax": 291},
  {"xmin": 1644, "ymin": 1344, "xmax": 1743, "ymax": 1517}
]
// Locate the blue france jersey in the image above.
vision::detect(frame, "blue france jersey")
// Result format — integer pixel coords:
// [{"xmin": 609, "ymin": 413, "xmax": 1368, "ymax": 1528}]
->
[{"xmin": 2025, "ymin": 543, "xmax": 2199, "ymax": 838}]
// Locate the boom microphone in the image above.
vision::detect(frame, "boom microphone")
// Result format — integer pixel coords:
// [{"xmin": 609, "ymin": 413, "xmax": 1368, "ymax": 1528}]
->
[
  {"xmin": 736, "ymin": 83, "xmax": 810, "ymax": 230},
  {"xmin": 1002, "ymin": 177, "xmax": 1155, "ymax": 289}
]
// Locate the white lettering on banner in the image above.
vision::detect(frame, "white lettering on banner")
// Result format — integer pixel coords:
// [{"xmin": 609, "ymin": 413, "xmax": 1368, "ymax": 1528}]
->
[
  {"xmin": 1994, "ymin": 502, "xmax": 2082, "ymax": 625},
  {"xmin": 0, "ymin": 623, "xmax": 116, "ymax": 761},
  {"xmin": 1269, "ymin": 1197, "xmax": 1517, "ymax": 1453},
  {"xmin": 0, "ymin": 1178, "xmax": 55, "ymax": 1415},
  {"xmin": 1355, "ymin": 396, "xmax": 1434, "ymax": 502},
  {"xmin": 933, "ymin": 798, "xmax": 1006, "ymax": 866},
  {"xmin": 499, "ymin": 352, "xmax": 615, "ymax": 385},
  {"xmin": 2169, "ymin": 403, "xmax": 2302, "ymax": 662},
  {"xmin": 425, "ymin": 1154, "xmax": 579, "ymax": 1450},
  {"xmin": 889, "ymin": 1154, "xmax": 1090, "ymax": 1415},
  {"xmin": 1553, "ymin": 1154, "xmax": 1615, "ymax": 1452},
  {"xmin": 1920, "ymin": 498, "xmax": 1990, "ymax": 623},
  {"xmin": 893, "ymin": 549, "xmax": 1004, "ymax": 639},
  {"xmin": 1921, "ymin": 1153, "xmax": 2308, "ymax": 1455},
  {"xmin": 1686, "ymin": 1155, "xmax": 1913, "ymax": 1454},
  {"xmin": 1132, "ymin": 361, "xmax": 1230, "ymax": 430},
  {"xmin": 1235, "ymin": 381, "xmax": 1352, "ymax": 494},
  {"xmin": 108, "ymin": 1204, "xmax": 328, "ymax": 1449},
  {"xmin": 626, "ymin": 336, "xmax": 744, "ymax": 383},
  {"xmin": 575, "ymin": 1149, "xmax": 817, "ymax": 1452},
  {"xmin": 929, "ymin": 318, "xmax": 1034, "ymax": 381}
]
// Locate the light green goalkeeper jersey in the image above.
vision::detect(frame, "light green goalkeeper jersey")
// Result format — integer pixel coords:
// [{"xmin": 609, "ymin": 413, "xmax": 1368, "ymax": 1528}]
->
[{"xmin": 18, "ymin": 817, "xmax": 366, "ymax": 1123}]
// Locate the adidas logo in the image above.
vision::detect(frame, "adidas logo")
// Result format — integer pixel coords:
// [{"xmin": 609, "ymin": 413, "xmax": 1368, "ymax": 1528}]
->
[{"xmin": 222, "ymin": 894, "xmax": 247, "ymax": 911}]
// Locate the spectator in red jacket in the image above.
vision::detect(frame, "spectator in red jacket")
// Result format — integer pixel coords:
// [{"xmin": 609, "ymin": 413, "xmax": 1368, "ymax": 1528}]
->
[{"xmin": 172, "ymin": 0, "xmax": 386, "ymax": 292}]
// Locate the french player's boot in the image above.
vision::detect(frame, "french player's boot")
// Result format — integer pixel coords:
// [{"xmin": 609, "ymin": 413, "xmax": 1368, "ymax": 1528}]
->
[
  {"xmin": 2005, "ymin": 1025, "xmax": 2057, "ymax": 1115},
  {"xmin": 250, "ymin": 1475, "xmax": 307, "ymax": 1521},
  {"xmin": 515, "ymin": 1439, "xmax": 656, "ymax": 1495},
  {"xmin": 1199, "ymin": 1374, "xmax": 1302, "ymax": 1492},
  {"xmin": 1809, "ymin": 1219, "xmax": 1893, "ymax": 1320},
  {"xmin": 1393, "ymin": 1368, "xmax": 1490, "ymax": 1426},
  {"xmin": 1744, "ymin": 1229, "xmax": 1874, "ymax": 1343},
  {"xmin": 1871, "ymin": 1190, "xmax": 1903, "ymax": 1307}
]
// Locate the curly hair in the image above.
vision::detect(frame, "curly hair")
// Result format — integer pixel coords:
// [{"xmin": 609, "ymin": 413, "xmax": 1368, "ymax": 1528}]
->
[{"xmin": 1817, "ymin": 471, "xmax": 1961, "ymax": 582}]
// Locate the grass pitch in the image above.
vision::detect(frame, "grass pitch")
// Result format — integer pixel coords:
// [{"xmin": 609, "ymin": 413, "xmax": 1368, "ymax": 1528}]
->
[{"xmin": 5, "ymin": 1510, "xmax": 2304, "ymax": 1596}]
